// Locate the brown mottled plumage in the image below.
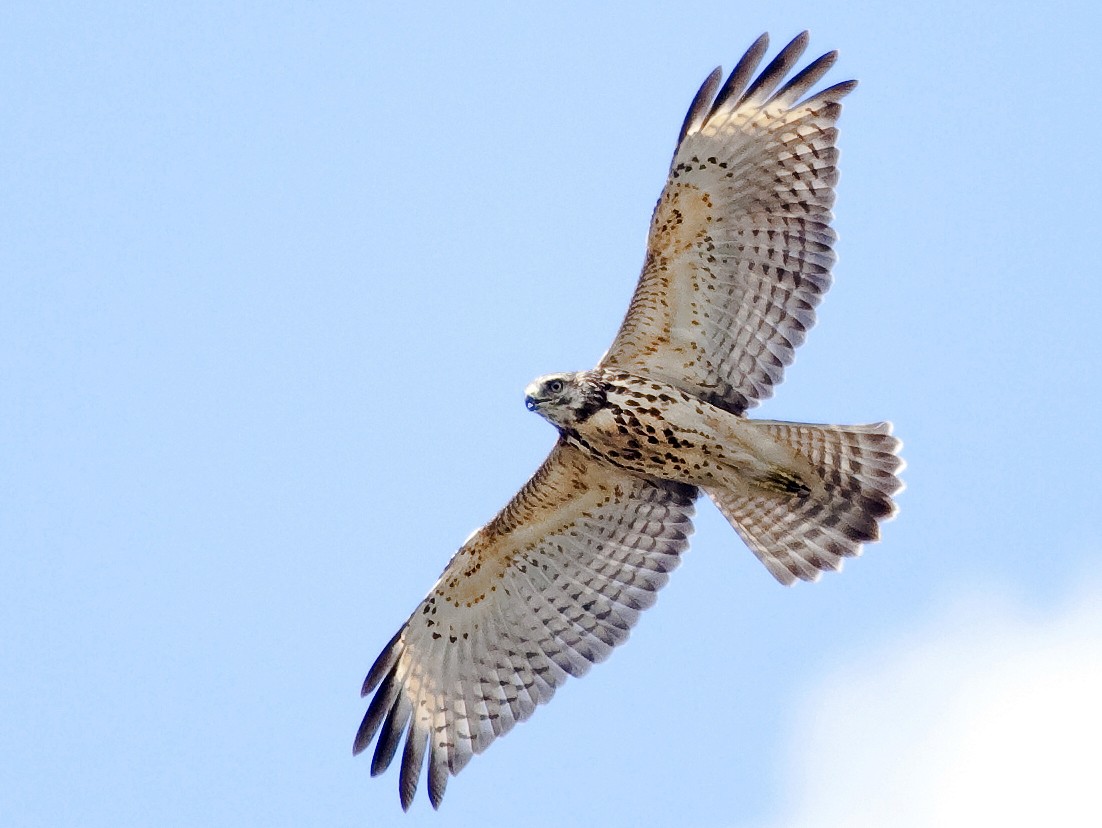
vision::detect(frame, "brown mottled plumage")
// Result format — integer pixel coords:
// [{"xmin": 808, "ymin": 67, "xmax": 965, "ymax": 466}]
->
[{"xmin": 356, "ymin": 32, "xmax": 904, "ymax": 810}]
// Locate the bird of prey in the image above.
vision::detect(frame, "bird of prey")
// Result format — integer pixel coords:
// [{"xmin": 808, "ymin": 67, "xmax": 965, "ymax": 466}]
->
[{"xmin": 355, "ymin": 31, "xmax": 904, "ymax": 810}]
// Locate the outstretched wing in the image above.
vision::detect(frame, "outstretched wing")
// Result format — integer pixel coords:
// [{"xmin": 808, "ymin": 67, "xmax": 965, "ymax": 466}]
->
[
  {"xmin": 354, "ymin": 441, "xmax": 696, "ymax": 810},
  {"xmin": 601, "ymin": 32, "xmax": 856, "ymax": 415}
]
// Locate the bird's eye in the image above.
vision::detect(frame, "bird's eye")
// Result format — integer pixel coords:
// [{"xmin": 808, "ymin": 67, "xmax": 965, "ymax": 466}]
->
[{"xmin": 547, "ymin": 380, "xmax": 563, "ymax": 394}]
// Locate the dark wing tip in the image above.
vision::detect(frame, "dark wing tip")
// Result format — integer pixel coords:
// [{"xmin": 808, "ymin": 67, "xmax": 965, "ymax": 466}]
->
[
  {"xmin": 673, "ymin": 32, "xmax": 851, "ymax": 157},
  {"xmin": 398, "ymin": 719, "xmax": 429, "ymax": 811},
  {"xmin": 353, "ymin": 668, "xmax": 399, "ymax": 755},
  {"xmin": 370, "ymin": 693, "xmax": 410, "ymax": 776},
  {"xmin": 361, "ymin": 628, "xmax": 403, "ymax": 696},
  {"xmin": 824, "ymin": 78, "xmax": 859, "ymax": 98},
  {"xmin": 676, "ymin": 66, "xmax": 723, "ymax": 148},
  {"xmin": 739, "ymin": 30, "xmax": 811, "ymax": 106},
  {"xmin": 769, "ymin": 49, "xmax": 838, "ymax": 104},
  {"xmin": 711, "ymin": 32, "xmax": 770, "ymax": 117},
  {"xmin": 428, "ymin": 750, "xmax": 449, "ymax": 809}
]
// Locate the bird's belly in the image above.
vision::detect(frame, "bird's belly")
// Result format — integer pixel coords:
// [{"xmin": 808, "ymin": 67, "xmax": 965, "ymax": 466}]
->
[{"xmin": 566, "ymin": 378, "xmax": 767, "ymax": 486}]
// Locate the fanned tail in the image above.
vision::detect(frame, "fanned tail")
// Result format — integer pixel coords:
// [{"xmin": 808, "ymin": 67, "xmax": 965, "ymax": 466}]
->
[{"xmin": 707, "ymin": 421, "xmax": 904, "ymax": 584}]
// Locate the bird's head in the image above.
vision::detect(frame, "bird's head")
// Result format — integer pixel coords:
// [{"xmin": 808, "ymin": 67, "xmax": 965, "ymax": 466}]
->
[{"xmin": 524, "ymin": 371, "xmax": 605, "ymax": 430}]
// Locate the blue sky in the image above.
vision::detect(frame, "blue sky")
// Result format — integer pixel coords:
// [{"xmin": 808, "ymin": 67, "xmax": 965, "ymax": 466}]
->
[{"xmin": 4, "ymin": 2, "xmax": 1101, "ymax": 826}]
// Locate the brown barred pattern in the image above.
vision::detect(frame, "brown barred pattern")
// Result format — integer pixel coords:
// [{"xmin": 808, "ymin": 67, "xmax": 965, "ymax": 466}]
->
[
  {"xmin": 708, "ymin": 421, "xmax": 904, "ymax": 584},
  {"xmin": 357, "ymin": 32, "xmax": 902, "ymax": 811},
  {"xmin": 601, "ymin": 31, "xmax": 855, "ymax": 415},
  {"xmin": 355, "ymin": 442, "xmax": 696, "ymax": 810}
]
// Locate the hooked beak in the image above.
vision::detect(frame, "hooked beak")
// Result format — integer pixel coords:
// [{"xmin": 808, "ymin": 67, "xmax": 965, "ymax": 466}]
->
[{"xmin": 524, "ymin": 381, "xmax": 543, "ymax": 412}]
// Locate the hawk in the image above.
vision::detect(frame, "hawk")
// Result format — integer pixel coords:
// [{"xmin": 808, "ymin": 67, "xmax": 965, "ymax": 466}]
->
[{"xmin": 355, "ymin": 31, "xmax": 904, "ymax": 810}]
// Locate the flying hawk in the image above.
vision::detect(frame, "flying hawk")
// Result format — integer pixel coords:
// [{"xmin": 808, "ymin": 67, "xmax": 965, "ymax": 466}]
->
[{"xmin": 355, "ymin": 31, "xmax": 904, "ymax": 810}]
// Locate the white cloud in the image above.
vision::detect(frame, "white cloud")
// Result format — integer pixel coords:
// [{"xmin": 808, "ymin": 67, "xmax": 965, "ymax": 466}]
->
[{"xmin": 751, "ymin": 584, "xmax": 1102, "ymax": 828}]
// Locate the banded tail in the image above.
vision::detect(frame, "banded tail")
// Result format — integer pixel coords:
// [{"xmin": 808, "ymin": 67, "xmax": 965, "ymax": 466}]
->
[{"xmin": 707, "ymin": 421, "xmax": 904, "ymax": 584}]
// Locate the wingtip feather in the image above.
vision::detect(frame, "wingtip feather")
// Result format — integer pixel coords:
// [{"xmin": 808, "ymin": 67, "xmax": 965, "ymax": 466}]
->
[
  {"xmin": 740, "ymin": 30, "xmax": 811, "ymax": 107},
  {"xmin": 370, "ymin": 693, "xmax": 411, "ymax": 776},
  {"xmin": 362, "ymin": 628, "xmax": 402, "ymax": 696},
  {"xmin": 711, "ymin": 32, "xmax": 770, "ymax": 114},
  {"xmin": 428, "ymin": 748, "xmax": 449, "ymax": 809},
  {"xmin": 399, "ymin": 718, "xmax": 428, "ymax": 811},
  {"xmin": 676, "ymin": 66, "xmax": 723, "ymax": 147},
  {"xmin": 769, "ymin": 49, "xmax": 838, "ymax": 105},
  {"xmin": 353, "ymin": 668, "xmax": 399, "ymax": 756}
]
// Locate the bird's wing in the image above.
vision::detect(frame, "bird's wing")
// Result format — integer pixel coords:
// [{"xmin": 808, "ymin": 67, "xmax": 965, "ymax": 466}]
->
[
  {"xmin": 354, "ymin": 440, "xmax": 696, "ymax": 810},
  {"xmin": 600, "ymin": 32, "xmax": 856, "ymax": 415}
]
